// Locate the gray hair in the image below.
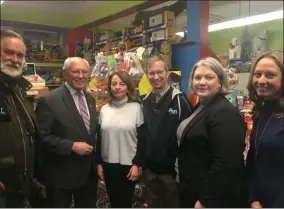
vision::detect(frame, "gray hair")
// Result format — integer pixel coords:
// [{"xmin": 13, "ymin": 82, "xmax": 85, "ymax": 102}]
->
[
  {"xmin": 1, "ymin": 29, "xmax": 26, "ymax": 57},
  {"xmin": 189, "ymin": 57, "xmax": 231, "ymax": 94},
  {"xmin": 0, "ymin": 29, "xmax": 24, "ymax": 42},
  {"xmin": 62, "ymin": 57, "xmax": 89, "ymax": 71}
]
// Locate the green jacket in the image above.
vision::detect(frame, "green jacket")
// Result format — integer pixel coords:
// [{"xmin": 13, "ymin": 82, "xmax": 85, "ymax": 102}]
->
[{"xmin": 0, "ymin": 72, "xmax": 38, "ymax": 194}]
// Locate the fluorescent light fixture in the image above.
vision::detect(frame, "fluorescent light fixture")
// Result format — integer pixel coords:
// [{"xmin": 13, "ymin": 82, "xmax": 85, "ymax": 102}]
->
[
  {"xmin": 1, "ymin": 1, "xmax": 4, "ymax": 4},
  {"xmin": 176, "ymin": 32, "xmax": 184, "ymax": 37},
  {"xmin": 176, "ymin": 10, "xmax": 283, "ymax": 36},
  {"xmin": 209, "ymin": 10, "xmax": 283, "ymax": 32}
]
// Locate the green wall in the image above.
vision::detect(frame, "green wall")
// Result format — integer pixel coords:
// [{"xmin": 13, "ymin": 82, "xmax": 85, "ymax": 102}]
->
[{"xmin": 208, "ymin": 19, "xmax": 283, "ymax": 55}]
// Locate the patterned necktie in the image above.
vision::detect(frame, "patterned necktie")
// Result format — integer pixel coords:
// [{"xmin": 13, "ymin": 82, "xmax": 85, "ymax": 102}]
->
[{"xmin": 77, "ymin": 92, "xmax": 90, "ymax": 133}]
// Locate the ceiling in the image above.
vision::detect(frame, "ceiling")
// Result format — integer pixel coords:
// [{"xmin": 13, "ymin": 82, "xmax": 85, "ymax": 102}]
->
[
  {"xmin": 1, "ymin": 1, "xmax": 103, "ymax": 14},
  {"xmin": 0, "ymin": 1, "xmax": 146, "ymax": 28},
  {"xmin": 1, "ymin": 0, "xmax": 283, "ymax": 30},
  {"xmin": 103, "ymin": 0, "xmax": 283, "ymax": 33}
]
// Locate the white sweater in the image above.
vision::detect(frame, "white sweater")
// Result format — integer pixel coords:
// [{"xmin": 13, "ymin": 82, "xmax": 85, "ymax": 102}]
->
[{"xmin": 99, "ymin": 102, "xmax": 144, "ymax": 165}]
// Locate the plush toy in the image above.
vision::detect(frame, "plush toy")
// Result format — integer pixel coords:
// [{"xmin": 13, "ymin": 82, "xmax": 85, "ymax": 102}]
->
[
  {"xmin": 226, "ymin": 68, "xmax": 238, "ymax": 88},
  {"xmin": 90, "ymin": 52, "xmax": 109, "ymax": 77},
  {"xmin": 228, "ymin": 38, "xmax": 241, "ymax": 59},
  {"xmin": 252, "ymin": 30, "xmax": 269, "ymax": 56},
  {"xmin": 124, "ymin": 52, "xmax": 144, "ymax": 76}
]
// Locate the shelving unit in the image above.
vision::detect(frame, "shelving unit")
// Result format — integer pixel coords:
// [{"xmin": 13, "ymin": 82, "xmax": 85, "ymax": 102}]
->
[{"xmin": 86, "ymin": 10, "xmax": 177, "ymax": 111}]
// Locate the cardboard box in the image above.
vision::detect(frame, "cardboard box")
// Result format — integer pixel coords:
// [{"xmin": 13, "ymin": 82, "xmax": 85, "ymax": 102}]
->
[
  {"xmin": 151, "ymin": 27, "xmax": 176, "ymax": 42},
  {"xmin": 149, "ymin": 11, "xmax": 175, "ymax": 28}
]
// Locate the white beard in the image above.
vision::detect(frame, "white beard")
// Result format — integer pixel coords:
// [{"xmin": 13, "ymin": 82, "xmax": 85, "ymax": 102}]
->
[{"xmin": 1, "ymin": 63, "xmax": 23, "ymax": 78}]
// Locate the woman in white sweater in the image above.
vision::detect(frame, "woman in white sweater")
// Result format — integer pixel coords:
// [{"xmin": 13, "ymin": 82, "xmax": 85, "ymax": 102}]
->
[{"xmin": 97, "ymin": 70, "xmax": 145, "ymax": 208}]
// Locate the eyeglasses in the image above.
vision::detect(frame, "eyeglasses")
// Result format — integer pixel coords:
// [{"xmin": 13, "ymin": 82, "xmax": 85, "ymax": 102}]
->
[
  {"xmin": 147, "ymin": 70, "xmax": 166, "ymax": 77},
  {"xmin": 70, "ymin": 69, "xmax": 89, "ymax": 76}
]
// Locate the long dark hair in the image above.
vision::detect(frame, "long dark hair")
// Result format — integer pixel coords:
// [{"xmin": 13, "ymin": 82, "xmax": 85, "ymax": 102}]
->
[
  {"xmin": 247, "ymin": 49, "xmax": 284, "ymax": 118},
  {"xmin": 107, "ymin": 70, "xmax": 138, "ymax": 102}
]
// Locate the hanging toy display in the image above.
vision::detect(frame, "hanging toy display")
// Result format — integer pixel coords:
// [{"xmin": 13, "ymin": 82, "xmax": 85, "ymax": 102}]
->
[
  {"xmin": 225, "ymin": 68, "xmax": 244, "ymax": 106},
  {"xmin": 226, "ymin": 68, "xmax": 238, "ymax": 88},
  {"xmin": 243, "ymin": 111, "xmax": 253, "ymax": 161},
  {"xmin": 124, "ymin": 52, "xmax": 144, "ymax": 76},
  {"xmin": 90, "ymin": 52, "xmax": 109, "ymax": 78}
]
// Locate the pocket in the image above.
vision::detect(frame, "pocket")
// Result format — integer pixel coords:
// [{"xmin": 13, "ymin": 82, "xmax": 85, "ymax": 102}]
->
[
  {"xmin": 0, "ymin": 97, "xmax": 11, "ymax": 122},
  {"xmin": 0, "ymin": 156, "xmax": 16, "ymax": 168}
]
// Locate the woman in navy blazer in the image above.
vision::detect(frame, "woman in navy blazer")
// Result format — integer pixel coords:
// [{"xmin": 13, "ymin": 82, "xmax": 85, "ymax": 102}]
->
[
  {"xmin": 177, "ymin": 57, "xmax": 248, "ymax": 208},
  {"xmin": 246, "ymin": 49, "xmax": 284, "ymax": 208}
]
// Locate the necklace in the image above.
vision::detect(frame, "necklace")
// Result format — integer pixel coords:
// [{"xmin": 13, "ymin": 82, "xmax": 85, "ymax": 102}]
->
[{"xmin": 254, "ymin": 112, "xmax": 275, "ymax": 161}]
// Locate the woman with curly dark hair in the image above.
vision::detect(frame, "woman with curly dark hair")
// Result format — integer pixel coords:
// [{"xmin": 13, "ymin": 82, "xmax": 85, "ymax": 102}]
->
[{"xmin": 246, "ymin": 49, "xmax": 284, "ymax": 208}]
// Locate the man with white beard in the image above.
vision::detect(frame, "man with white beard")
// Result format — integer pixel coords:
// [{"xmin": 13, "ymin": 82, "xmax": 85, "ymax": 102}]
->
[{"xmin": 0, "ymin": 29, "xmax": 38, "ymax": 207}]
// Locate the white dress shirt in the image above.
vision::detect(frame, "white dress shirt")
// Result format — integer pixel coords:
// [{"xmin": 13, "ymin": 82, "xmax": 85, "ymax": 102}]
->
[{"xmin": 65, "ymin": 82, "xmax": 90, "ymax": 118}]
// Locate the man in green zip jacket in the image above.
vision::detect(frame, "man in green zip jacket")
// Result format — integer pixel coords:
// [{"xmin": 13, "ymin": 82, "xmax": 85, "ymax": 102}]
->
[{"xmin": 0, "ymin": 29, "xmax": 38, "ymax": 207}]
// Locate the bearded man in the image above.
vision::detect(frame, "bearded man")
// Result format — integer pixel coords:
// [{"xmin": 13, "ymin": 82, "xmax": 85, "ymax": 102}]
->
[{"xmin": 0, "ymin": 29, "xmax": 38, "ymax": 208}]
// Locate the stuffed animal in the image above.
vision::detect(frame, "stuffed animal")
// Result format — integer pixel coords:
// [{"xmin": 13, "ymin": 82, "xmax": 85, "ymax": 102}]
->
[
  {"xmin": 252, "ymin": 30, "xmax": 269, "ymax": 56},
  {"xmin": 124, "ymin": 52, "xmax": 144, "ymax": 76},
  {"xmin": 226, "ymin": 68, "xmax": 238, "ymax": 88},
  {"xmin": 228, "ymin": 38, "xmax": 241, "ymax": 59}
]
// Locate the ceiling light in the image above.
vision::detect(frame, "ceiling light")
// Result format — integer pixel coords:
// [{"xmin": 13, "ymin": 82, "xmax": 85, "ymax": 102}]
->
[
  {"xmin": 209, "ymin": 10, "xmax": 283, "ymax": 32},
  {"xmin": 1, "ymin": 1, "xmax": 4, "ymax": 4},
  {"xmin": 176, "ymin": 32, "xmax": 184, "ymax": 37},
  {"xmin": 176, "ymin": 10, "xmax": 283, "ymax": 37}
]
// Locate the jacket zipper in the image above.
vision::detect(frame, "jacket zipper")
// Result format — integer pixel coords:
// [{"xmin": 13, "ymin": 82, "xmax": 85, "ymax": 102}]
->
[
  {"xmin": 10, "ymin": 96, "xmax": 27, "ymax": 175},
  {"xmin": 13, "ymin": 87, "xmax": 35, "ymax": 142}
]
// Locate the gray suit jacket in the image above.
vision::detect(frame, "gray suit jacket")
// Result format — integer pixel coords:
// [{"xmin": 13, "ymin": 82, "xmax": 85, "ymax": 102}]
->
[{"xmin": 35, "ymin": 85, "xmax": 98, "ymax": 189}]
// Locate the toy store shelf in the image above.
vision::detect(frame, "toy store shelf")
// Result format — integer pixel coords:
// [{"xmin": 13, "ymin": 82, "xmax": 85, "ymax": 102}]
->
[
  {"xmin": 96, "ymin": 40, "xmax": 108, "ymax": 46},
  {"xmin": 143, "ymin": 24, "xmax": 167, "ymax": 33},
  {"xmin": 35, "ymin": 63, "xmax": 63, "ymax": 67},
  {"xmin": 110, "ymin": 36, "xmax": 123, "ymax": 42},
  {"xmin": 26, "ymin": 59, "xmax": 64, "ymax": 68}
]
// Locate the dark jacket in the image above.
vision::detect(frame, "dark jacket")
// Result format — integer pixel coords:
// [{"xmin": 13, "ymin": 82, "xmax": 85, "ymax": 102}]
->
[
  {"xmin": 35, "ymin": 85, "xmax": 98, "ymax": 189},
  {"xmin": 178, "ymin": 94, "xmax": 248, "ymax": 208},
  {"xmin": 247, "ymin": 100, "xmax": 284, "ymax": 208},
  {"xmin": 0, "ymin": 72, "xmax": 37, "ymax": 196},
  {"xmin": 142, "ymin": 87, "xmax": 192, "ymax": 174}
]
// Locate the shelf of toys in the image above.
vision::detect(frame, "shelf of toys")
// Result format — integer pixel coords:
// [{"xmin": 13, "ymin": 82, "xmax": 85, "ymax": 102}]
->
[
  {"xmin": 24, "ymin": 36, "xmax": 67, "ymax": 90},
  {"xmin": 85, "ymin": 11, "xmax": 177, "ymax": 111},
  {"xmin": 87, "ymin": 46, "xmax": 145, "ymax": 111}
]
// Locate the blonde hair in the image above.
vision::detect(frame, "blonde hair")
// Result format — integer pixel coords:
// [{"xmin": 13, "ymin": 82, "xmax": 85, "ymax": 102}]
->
[
  {"xmin": 189, "ymin": 57, "xmax": 231, "ymax": 94},
  {"xmin": 146, "ymin": 56, "xmax": 169, "ymax": 74}
]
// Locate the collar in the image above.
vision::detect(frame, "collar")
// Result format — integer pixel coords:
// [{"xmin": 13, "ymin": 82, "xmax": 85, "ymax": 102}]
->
[
  {"xmin": 0, "ymin": 71, "xmax": 33, "ymax": 91},
  {"xmin": 111, "ymin": 96, "xmax": 128, "ymax": 108},
  {"xmin": 153, "ymin": 85, "xmax": 171, "ymax": 97},
  {"xmin": 65, "ymin": 82, "xmax": 84, "ymax": 96}
]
